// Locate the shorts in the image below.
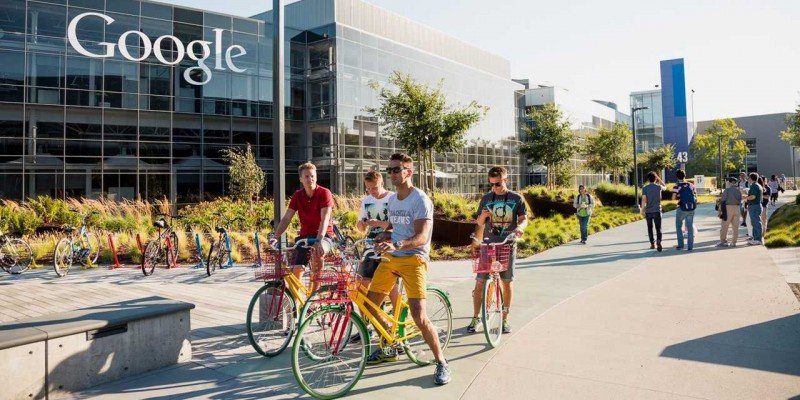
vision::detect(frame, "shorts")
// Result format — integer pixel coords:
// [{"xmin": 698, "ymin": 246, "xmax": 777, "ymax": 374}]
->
[
  {"xmin": 770, "ymin": 193, "xmax": 778, "ymax": 201},
  {"xmin": 292, "ymin": 236, "xmax": 334, "ymax": 266},
  {"xmin": 369, "ymin": 254, "xmax": 428, "ymax": 299},
  {"xmin": 476, "ymin": 242, "xmax": 516, "ymax": 282},
  {"xmin": 358, "ymin": 249, "xmax": 381, "ymax": 279}
]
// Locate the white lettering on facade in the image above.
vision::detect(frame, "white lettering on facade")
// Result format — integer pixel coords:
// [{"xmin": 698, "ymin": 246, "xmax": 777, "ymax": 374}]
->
[{"xmin": 67, "ymin": 12, "xmax": 247, "ymax": 86}]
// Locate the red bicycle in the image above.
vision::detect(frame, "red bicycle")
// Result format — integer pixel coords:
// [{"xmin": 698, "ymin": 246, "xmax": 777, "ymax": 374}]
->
[
  {"xmin": 470, "ymin": 233, "xmax": 515, "ymax": 347},
  {"xmin": 141, "ymin": 214, "xmax": 180, "ymax": 276}
]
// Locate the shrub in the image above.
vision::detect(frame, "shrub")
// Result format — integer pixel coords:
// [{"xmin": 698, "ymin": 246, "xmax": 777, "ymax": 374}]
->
[
  {"xmin": 764, "ymin": 204, "xmax": 800, "ymax": 248},
  {"xmin": 432, "ymin": 192, "xmax": 480, "ymax": 221},
  {"xmin": 594, "ymin": 183, "xmax": 636, "ymax": 206},
  {"xmin": 521, "ymin": 186, "xmax": 578, "ymax": 217}
]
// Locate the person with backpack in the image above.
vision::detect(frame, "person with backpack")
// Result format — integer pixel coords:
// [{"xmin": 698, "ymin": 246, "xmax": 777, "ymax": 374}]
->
[
  {"xmin": 573, "ymin": 185, "xmax": 595, "ymax": 244},
  {"xmin": 745, "ymin": 172, "xmax": 764, "ymax": 245},
  {"xmin": 640, "ymin": 171, "xmax": 665, "ymax": 251},
  {"xmin": 718, "ymin": 177, "xmax": 743, "ymax": 247},
  {"xmin": 672, "ymin": 169, "xmax": 697, "ymax": 251}
]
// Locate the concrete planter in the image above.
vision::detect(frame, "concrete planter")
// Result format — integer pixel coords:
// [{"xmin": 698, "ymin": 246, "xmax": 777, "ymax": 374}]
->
[
  {"xmin": 432, "ymin": 218, "xmax": 474, "ymax": 247},
  {"xmin": 523, "ymin": 193, "xmax": 576, "ymax": 218}
]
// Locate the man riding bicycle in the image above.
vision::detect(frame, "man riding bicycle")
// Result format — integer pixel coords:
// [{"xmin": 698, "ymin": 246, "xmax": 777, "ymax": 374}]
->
[
  {"xmin": 272, "ymin": 162, "xmax": 335, "ymax": 290},
  {"xmin": 467, "ymin": 166, "xmax": 528, "ymax": 335},
  {"xmin": 365, "ymin": 153, "xmax": 452, "ymax": 385}
]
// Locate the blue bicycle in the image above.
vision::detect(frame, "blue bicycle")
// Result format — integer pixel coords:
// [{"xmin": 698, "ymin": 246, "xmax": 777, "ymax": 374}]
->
[
  {"xmin": 206, "ymin": 215, "xmax": 242, "ymax": 276},
  {"xmin": 53, "ymin": 212, "xmax": 101, "ymax": 277}
]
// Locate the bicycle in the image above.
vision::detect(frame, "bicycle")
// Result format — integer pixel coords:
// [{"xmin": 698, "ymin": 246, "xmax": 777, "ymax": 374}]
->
[
  {"xmin": 141, "ymin": 214, "xmax": 181, "ymax": 276},
  {"xmin": 205, "ymin": 214, "xmax": 242, "ymax": 276},
  {"xmin": 53, "ymin": 211, "xmax": 101, "ymax": 277},
  {"xmin": 245, "ymin": 237, "xmax": 346, "ymax": 357},
  {"xmin": 0, "ymin": 232, "xmax": 33, "ymax": 275},
  {"xmin": 470, "ymin": 233, "xmax": 516, "ymax": 348},
  {"xmin": 291, "ymin": 252, "xmax": 453, "ymax": 399}
]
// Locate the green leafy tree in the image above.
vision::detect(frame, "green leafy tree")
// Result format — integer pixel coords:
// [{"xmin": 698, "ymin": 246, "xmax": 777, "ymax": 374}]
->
[
  {"xmin": 640, "ymin": 143, "xmax": 677, "ymax": 176},
  {"xmin": 688, "ymin": 118, "xmax": 749, "ymax": 185},
  {"xmin": 781, "ymin": 104, "xmax": 800, "ymax": 147},
  {"xmin": 222, "ymin": 144, "xmax": 265, "ymax": 201},
  {"xmin": 584, "ymin": 122, "xmax": 633, "ymax": 184},
  {"xmin": 520, "ymin": 103, "xmax": 578, "ymax": 189},
  {"xmin": 366, "ymin": 72, "xmax": 487, "ymax": 195}
]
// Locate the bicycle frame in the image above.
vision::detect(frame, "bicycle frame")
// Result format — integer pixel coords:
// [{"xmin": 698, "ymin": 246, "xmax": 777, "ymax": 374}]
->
[
  {"xmin": 155, "ymin": 227, "xmax": 177, "ymax": 268},
  {"xmin": 347, "ymin": 285, "xmax": 420, "ymax": 346}
]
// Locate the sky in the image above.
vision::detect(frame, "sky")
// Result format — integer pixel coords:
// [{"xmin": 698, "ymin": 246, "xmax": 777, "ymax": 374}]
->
[{"xmin": 167, "ymin": 0, "xmax": 800, "ymax": 121}]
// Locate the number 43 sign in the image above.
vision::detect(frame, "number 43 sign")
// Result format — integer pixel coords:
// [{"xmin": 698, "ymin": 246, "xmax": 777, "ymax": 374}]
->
[{"xmin": 676, "ymin": 151, "xmax": 689, "ymax": 163}]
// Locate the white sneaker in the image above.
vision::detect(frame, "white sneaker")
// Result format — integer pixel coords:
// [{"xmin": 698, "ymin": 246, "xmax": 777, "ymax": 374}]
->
[{"xmin": 715, "ymin": 242, "xmax": 729, "ymax": 247}]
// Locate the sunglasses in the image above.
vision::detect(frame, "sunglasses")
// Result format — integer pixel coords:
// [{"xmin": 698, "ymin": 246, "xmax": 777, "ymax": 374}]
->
[
  {"xmin": 385, "ymin": 166, "xmax": 409, "ymax": 174},
  {"xmin": 488, "ymin": 181, "xmax": 504, "ymax": 187}
]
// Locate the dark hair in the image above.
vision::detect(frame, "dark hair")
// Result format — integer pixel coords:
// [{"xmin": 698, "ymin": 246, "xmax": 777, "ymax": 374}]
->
[
  {"xmin": 758, "ymin": 176, "xmax": 766, "ymax": 187},
  {"xmin": 647, "ymin": 171, "xmax": 657, "ymax": 183},
  {"xmin": 748, "ymin": 172, "xmax": 758, "ymax": 182},
  {"xmin": 488, "ymin": 166, "xmax": 507, "ymax": 178},
  {"xmin": 364, "ymin": 170, "xmax": 383, "ymax": 182},
  {"xmin": 578, "ymin": 184, "xmax": 585, "ymax": 191},
  {"xmin": 676, "ymin": 169, "xmax": 686, "ymax": 180},
  {"xmin": 771, "ymin": 174, "xmax": 776, "ymax": 180},
  {"xmin": 389, "ymin": 153, "xmax": 413, "ymax": 164}
]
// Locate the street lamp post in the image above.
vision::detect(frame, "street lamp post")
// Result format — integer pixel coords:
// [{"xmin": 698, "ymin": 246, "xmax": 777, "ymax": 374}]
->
[
  {"xmin": 631, "ymin": 106, "xmax": 649, "ymax": 211},
  {"xmin": 272, "ymin": 0, "xmax": 286, "ymax": 241}
]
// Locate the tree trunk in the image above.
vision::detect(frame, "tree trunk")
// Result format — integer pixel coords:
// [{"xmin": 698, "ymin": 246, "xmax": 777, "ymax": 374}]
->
[
  {"xmin": 416, "ymin": 149, "xmax": 426, "ymax": 191},
  {"xmin": 428, "ymin": 149, "xmax": 436, "ymax": 198}
]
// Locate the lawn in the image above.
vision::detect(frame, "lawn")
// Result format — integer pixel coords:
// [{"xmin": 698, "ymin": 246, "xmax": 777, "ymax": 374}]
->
[{"xmin": 764, "ymin": 203, "xmax": 800, "ymax": 248}]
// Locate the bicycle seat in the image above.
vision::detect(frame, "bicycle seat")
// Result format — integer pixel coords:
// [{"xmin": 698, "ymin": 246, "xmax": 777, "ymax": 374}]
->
[
  {"xmin": 215, "ymin": 226, "xmax": 227, "ymax": 234},
  {"xmin": 153, "ymin": 220, "xmax": 167, "ymax": 229}
]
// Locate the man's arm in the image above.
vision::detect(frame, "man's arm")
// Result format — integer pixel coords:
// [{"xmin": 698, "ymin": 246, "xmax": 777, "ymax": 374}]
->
[
  {"xmin": 516, "ymin": 214, "xmax": 528, "ymax": 232},
  {"xmin": 394, "ymin": 219, "xmax": 432, "ymax": 250},
  {"xmin": 641, "ymin": 194, "xmax": 648, "ymax": 212},
  {"xmin": 273, "ymin": 209, "xmax": 296, "ymax": 238},
  {"xmin": 317, "ymin": 206, "xmax": 333, "ymax": 241}
]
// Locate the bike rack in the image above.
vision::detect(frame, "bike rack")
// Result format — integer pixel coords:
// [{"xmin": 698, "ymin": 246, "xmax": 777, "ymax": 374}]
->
[
  {"xmin": 107, "ymin": 233, "xmax": 123, "ymax": 270},
  {"xmin": 193, "ymin": 233, "xmax": 206, "ymax": 269}
]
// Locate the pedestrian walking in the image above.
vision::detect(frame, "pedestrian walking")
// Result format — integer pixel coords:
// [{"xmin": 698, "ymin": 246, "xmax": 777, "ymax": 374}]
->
[
  {"xmin": 718, "ymin": 177, "xmax": 743, "ymax": 247},
  {"xmin": 640, "ymin": 171, "xmax": 665, "ymax": 252},
  {"xmin": 573, "ymin": 185, "xmax": 594, "ymax": 244},
  {"xmin": 672, "ymin": 169, "xmax": 697, "ymax": 251},
  {"xmin": 759, "ymin": 175, "xmax": 770, "ymax": 231},
  {"xmin": 768, "ymin": 175, "xmax": 780, "ymax": 206},
  {"xmin": 745, "ymin": 172, "xmax": 764, "ymax": 245},
  {"xmin": 737, "ymin": 172, "xmax": 749, "ymax": 228}
]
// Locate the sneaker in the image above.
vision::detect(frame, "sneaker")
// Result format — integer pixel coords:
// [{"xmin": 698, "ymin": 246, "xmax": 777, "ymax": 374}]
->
[
  {"xmin": 675, "ymin": 246, "xmax": 683, "ymax": 250},
  {"xmin": 466, "ymin": 317, "xmax": 479, "ymax": 334},
  {"xmin": 502, "ymin": 320, "xmax": 512, "ymax": 334},
  {"xmin": 715, "ymin": 242, "xmax": 729, "ymax": 247},
  {"xmin": 434, "ymin": 362, "xmax": 451, "ymax": 385},
  {"xmin": 687, "ymin": 247, "xmax": 693, "ymax": 251},
  {"xmin": 656, "ymin": 243, "xmax": 662, "ymax": 252},
  {"xmin": 748, "ymin": 240, "xmax": 763, "ymax": 246},
  {"xmin": 366, "ymin": 347, "xmax": 398, "ymax": 365}
]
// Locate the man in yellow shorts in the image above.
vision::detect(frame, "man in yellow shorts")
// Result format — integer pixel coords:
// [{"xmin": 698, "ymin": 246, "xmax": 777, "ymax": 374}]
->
[{"xmin": 367, "ymin": 152, "xmax": 450, "ymax": 385}]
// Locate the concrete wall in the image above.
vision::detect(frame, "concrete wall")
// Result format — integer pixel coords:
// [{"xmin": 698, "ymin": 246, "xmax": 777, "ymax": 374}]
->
[{"xmin": 697, "ymin": 113, "xmax": 795, "ymax": 178}]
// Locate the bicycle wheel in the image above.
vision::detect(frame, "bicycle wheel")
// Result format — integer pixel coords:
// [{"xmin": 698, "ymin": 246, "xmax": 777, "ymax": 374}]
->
[
  {"xmin": 482, "ymin": 277, "xmax": 504, "ymax": 348},
  {"xmin": 2, "ymin": 238, "xmax": 33, "ymax": 274},
  {"xmin": 84, "ymin": 231, "xmax": 101, "ymax": 265},
  {"xmin": 246, "ymin": 283, "xmax": 296, "ymax": 357},
  {"xmin": 403, "ymin": 287, "xmax": 453, "ymax": 366},
  {"xmin": 299, "ymin": 285, "xmax": 354, "ymax": 361},
  {"xmin": 169, "ymin": 231, "xmax": 179, "ymax": 267},
  {"xmin": 141, "ymin": 240, "xmax": 161, "ymax": 276},
  {"xmin": 53, "ymin": 238, "xmax": 74, "ymax": 277},
  {"xmin": 292, "ymin": 306, "xmax": 368, "ymax": 399},
  {"xmin": 206, "ymin": 239, "xmax": 227, "ymax": 276}
]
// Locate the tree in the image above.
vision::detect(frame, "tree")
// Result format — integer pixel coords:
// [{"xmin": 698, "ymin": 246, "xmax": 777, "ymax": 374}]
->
[
  {"xmin": 222, "ymin": 144, "xmax": 265, "ymax": 201},
  {"xmin": 687, "ymin": 118, "xmax": 748, "ymax": 185},
  {"xmin": 640, "ymin": 143, "xmax": 677, "ymax": 176},
  {"xmin": 781, "ymin": 104, "xmax": 800, "ymax": 147},
  {"xmin": 365, "ymin": 71, "xmax": 487, "ymax": 195},
  {"xmin": 520, "ymin": 103, "xmax": 577, "ymax": 189},
  {"xmin": 584, "ymin": 122, "xmax": 633, "ymax": 184}
]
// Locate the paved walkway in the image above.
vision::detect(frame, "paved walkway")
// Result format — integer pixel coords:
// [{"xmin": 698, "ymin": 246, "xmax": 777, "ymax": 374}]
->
[{"xmin": 1, "ymin": 197, "xmax": 798, "ymax": 399}]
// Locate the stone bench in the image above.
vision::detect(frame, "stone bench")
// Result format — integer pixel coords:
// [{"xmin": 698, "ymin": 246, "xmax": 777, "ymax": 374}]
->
[{"xmin": 0, "ymin": 296, "xmax": 194, "ymax": 400}]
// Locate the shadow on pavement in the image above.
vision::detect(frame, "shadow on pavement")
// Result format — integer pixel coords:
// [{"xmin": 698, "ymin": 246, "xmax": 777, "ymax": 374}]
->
[{"xmin": 660, "ymin": 314, "xmax": 800, "ymax": 376}]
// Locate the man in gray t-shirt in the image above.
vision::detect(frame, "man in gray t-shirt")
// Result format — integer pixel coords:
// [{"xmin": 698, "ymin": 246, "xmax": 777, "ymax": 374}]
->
[
  {"xmin": 640, "ymin": 171, "xmax": 665, "ymax": 251},
  {"xmin": 388, "ymin": 187, "xmax": 433, "ymax": 259}
]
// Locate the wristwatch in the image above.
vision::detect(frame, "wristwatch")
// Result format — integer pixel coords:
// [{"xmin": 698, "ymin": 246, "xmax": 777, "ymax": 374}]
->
[{"xmin": 393, "ymin": 240, "xmax": 403, "ymax": 250}]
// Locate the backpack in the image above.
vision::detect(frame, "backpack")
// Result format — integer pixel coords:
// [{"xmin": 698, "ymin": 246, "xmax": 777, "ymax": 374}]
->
[{"xmin": 677, "ymin": 182, "xmax": 696, "ymax": 211}]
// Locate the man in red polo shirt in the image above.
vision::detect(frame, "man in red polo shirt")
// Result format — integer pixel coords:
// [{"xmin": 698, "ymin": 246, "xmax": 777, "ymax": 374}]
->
[{"xmin": 272, "ymin": 162, "xmax": 335, "ymax": 280}]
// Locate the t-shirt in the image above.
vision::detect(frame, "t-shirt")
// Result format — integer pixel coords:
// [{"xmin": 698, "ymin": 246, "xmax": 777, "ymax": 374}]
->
[
  {"xmin": 642, "ymin": 183, "xmax": 665, "ymax": 214},
  {"xmin": 388, "ymin": 188, "xmax": 433, "ymax": 259},
  {"xmin": 575, "ymin": 194, "xmax": 591, "ymax": 217},
  {"xmin": 358, "ymin": 191, "xmax": 394, "ymax": 239},
  {"xmin": 288, "ymin": 185, "xmax": 335, "ymax": 238},
  {"xmin": 768, "ymin": 180, "xmax": 779, "ymax": 192},
  {"xmin": 738, "ymin": 179, "xmax": 749, "ymax": 189},
  {"xmin": 477, "ymin": 190, "xmax": 527, "ymax": 240},
  {"xmin": 720, "ymin": 187, "xmax": 742, "ymax": 206},
  {"xmin": 747, "ymin": 183, "xmax": 763, "ymax": 206}
]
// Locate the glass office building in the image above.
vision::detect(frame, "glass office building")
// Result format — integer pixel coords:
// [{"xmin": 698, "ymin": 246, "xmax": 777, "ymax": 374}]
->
[
  {"xmin": 0, "ymin": 0, "xmax": 523, "ymax": 204},
  {"xmin": 629, "ymin": 89, "xmax": 663, "ymax": 153}
]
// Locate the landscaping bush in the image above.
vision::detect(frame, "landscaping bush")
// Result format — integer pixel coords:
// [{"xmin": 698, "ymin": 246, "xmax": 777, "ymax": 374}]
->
[
  {"xmin": 594, "ymin": 182, "xmax": 636, "ymax": 207},
  {"xmin": 432, "ymin": 192, "xmax": 480, "ymax": 221},
  {"xmin": 521, "ymin": 186, "xmax": 579, "ymax": 217},
  {"xmin": 765, "ymin": 203, "xmax": 800, "ymax": 248}
]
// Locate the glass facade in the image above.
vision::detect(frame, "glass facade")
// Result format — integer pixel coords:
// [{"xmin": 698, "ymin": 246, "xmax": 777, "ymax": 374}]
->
[
  {"xmin": 629, "ymin": 90, "xmax": 664, "ymax": 153},
  {"xmin": 0, "ymin": 0, "xmax": 523, "ymax": 203}
]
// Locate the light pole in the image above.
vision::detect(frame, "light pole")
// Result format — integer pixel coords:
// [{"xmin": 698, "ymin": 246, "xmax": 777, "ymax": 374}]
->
[
  {"xmin": 272, "ymin": 0, "xmax": 286, "ymax": 240},
  {"xmin": 631, "ymin": 105, "xmax": 649, "ymax": 210}
]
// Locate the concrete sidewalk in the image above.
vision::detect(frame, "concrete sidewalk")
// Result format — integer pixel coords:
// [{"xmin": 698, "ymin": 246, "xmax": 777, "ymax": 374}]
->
[{"xmin": 4, "ymin": 197, "xmax": 797, "ymax": 399}]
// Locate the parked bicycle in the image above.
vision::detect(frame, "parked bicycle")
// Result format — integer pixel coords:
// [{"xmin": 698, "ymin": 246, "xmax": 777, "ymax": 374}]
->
[
  {"xmin": 53, "ymin": 211, "xmax": 101, "ymax": 277},
  {"xmin": 470, "ymin": 233, "xmax": 516, "ymax": 347},
  {"xmin": 141, "ymin": 214, "xmax": 181, "ymax": 276},
  {"xmin": 292, "ymin": 252, "xmax": 453, "ymax": 399},
  {"xmin": 205, "ymin": 214, "xmax": 242, "ymax": 276},
  {"xmin": 0, "ymin": 232, "xmax": 33, "ymax": 275}
]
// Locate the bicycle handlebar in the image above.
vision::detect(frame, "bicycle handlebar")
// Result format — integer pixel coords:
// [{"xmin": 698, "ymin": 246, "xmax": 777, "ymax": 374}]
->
[
  {"xmin": 469, "ymin": 233, "xmax": 517, "ymax": 246},
  {"xmin": 266, "ymin": 237, "xmax": 313, "ymax": 251}
]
